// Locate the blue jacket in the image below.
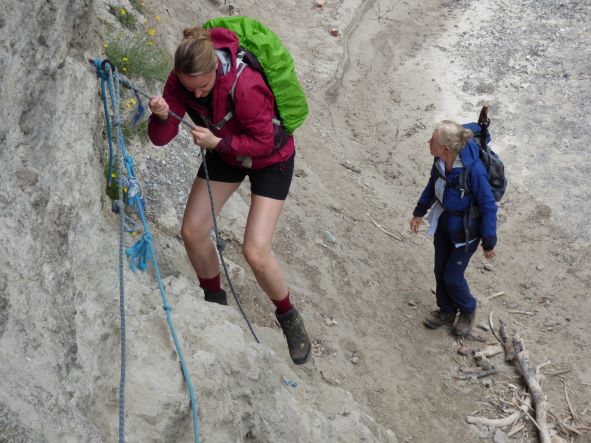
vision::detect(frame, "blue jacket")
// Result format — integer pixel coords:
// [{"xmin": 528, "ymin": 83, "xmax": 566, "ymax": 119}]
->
[{"xmin": 413, "ymin": 138, "xmax": 498, "ymax": 250}]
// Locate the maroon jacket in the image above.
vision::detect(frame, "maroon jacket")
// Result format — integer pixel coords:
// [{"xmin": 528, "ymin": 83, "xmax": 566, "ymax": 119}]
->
[{"xmin": 148, "ymin": 27, "xmax": 295, "ymax": 170}]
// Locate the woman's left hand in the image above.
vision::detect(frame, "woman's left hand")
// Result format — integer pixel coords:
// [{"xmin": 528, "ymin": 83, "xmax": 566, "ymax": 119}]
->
[
  {"xmin": 483, "ymin": 248, "xmax": 496, "ymax": 259},
  {"xmin": 191, "ymin": 126, "xmax": 221, "ymax": 150}
]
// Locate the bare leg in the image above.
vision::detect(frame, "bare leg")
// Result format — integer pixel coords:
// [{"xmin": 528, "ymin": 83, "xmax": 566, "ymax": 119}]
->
[
  {"xmin": 181, "ymin": 177, "xmax": 240, "ymax": 278},
  {"xmin": 243, "ymin": 195, "xmax": 288, "ymax": 301}
]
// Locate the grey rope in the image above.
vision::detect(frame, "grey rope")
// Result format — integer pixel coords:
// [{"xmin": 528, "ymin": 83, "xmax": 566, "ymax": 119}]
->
[{"xmin": 108, "ymin": 68, "xmax": 127, "ymax": 443}]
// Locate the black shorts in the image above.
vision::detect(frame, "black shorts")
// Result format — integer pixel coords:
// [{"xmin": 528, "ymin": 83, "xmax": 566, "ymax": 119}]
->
[{"xmin": 197, "ymin": 150, "xmax": 295, "ymax": 200}]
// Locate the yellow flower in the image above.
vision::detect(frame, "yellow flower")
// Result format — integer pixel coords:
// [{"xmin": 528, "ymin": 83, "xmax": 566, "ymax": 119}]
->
[
  {"xmin": 155, "ymin": 15, "xmax": 161, "ymax": 22},
  {"xmin": 126, "ymin": 103, "xmax": 132, "ymax": 110},
  {"xmin": 103, "ymin": 42, "xmax": 109, "ymax": 48},
  {"xmin": 122, "ymin": 67, "xmax": 128, "ymax": 72},
  {"xmin": 130, "ymin": 98, "xmax": 136, "ymax": 105},
  {"xmin": 119, "ymin": 8, "xmax": 126, "ymax": 15},
  {"xmin": 147, "ymin": 28, "xmax": 156, "ymax": 36},
  {"xmin": 121, "ymin": 56, "xmax": 128, "ymax": 63}
]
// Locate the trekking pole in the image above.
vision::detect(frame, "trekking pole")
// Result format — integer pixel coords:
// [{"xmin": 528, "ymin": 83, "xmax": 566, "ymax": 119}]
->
[{"xmin": 477, "ymin": 101, "xmax": 490, "ymax": 148}]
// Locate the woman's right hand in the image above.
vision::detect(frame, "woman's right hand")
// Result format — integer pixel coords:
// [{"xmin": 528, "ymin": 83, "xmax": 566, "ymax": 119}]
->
[
  {"xmin": 148, "ymin": 96, "xmax": 169, "ymax": 120},
  {"xmin": 410, "ymin": 216, "xmax": 423, "ymax": 234}
]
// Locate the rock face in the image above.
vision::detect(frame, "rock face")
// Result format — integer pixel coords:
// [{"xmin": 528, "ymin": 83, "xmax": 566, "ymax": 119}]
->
[{"xmin": 0, "ymin": 1, "xmax": 396, "ymax": 442}]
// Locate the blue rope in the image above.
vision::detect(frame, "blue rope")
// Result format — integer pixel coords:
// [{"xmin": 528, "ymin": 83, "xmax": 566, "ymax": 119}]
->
[
  {"xmin": 102, "ymin": 63, "xmax": 127, "ymax": 443},
  {"xmin": 94, "ymin": 59, "xmax": 200, "ymax": 443}
]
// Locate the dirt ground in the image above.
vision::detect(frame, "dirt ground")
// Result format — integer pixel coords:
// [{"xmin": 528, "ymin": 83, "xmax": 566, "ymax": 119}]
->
[{"xmin": 137, "ymin": 0, "xmax": 591, "ymax": 441}]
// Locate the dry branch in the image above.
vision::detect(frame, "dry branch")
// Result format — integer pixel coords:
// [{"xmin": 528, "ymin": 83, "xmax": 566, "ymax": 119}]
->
[
  {"xmin": 487, "ymin": 291, "xmax": 506, "ymax": 300},
  {"xmin": 466, "ymin": 395, "xmax": 531, "ymax": 428},
  {"xmin": 489, "ymin": 311, "xmax": 502, "ymax": 344},
  {"xmin": 499, "ymin": 318, "xmax": 516, "ymax": 362},
  {"xmin": 466, "ymin": 411, "xmax": 521, "ymax": 427},
  {"xmin": 512, "ymin": 335, "xmax": 552, "ymax": 443},
  {"xmin": 366, "ymin": 213, "xmax": 403, "ymax": 241}
]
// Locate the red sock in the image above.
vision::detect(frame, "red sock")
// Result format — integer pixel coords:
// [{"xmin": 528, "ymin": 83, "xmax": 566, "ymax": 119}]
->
[
  {"xmin": 198, "ymin": 274, "xmax": 221, "ymax": 293},
  {"xmin": 272, "ymin": 292, "xmax": 294, "ymax": 314}
]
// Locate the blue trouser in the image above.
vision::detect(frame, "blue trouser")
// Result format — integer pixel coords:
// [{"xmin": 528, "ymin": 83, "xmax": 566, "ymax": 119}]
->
[{"xmin": 433, "ymin": 222, "xmax": 479, "ymax": 314}]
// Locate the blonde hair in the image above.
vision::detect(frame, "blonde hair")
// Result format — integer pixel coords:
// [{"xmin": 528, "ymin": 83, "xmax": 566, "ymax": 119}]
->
[
  {"xmin": 435, "ymin": 120, "xmax": 474, "ymax": 153},
  {"xmin": 174, "ymin": 27, "xmax": 217, "ymax": 75}
]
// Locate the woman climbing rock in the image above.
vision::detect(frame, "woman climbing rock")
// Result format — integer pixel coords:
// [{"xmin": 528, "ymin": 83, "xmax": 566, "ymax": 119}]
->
[{"xmin": 147, "ymin": 24, "xmax": 311, "ymax": 365}]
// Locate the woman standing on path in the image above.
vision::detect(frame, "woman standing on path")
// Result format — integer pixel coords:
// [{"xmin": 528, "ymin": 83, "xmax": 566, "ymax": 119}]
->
[
  {"xmin": 147, "ymin": 25, "xmax": 311, "ymax": 365},
  {"xmin": 410, "ymin": 121, "xmax": 497, "ymax": 336}
]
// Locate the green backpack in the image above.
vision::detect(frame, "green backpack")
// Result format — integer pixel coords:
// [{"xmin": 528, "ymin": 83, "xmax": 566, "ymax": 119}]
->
[{"xmin": 203, "ymin": 16, "xmax": 308, "ymax": 134}]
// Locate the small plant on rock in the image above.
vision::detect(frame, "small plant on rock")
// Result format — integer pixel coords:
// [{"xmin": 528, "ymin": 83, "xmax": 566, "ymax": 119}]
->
[
  {"xmin": 104, "ymin": 14, "xmax": 170, "ymax": 82},
  {"xmin": 108, "ymin": 5, "xmax": 137, "ymax": 30}
]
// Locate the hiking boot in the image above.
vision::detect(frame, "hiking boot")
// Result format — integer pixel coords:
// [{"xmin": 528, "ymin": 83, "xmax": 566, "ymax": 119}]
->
[
  {"xmin": 276, "ymin": 307, "xmax": 311, "ymax": 365},
  {"xmin": 424, "ymin": 310, "xmax": 456, "ymax": 329},
  {"xmin": 454, "ymin": 310, "xmax": 476, "ymax": 336},
  {"xmin": 203, "ymin": 289, "xmax": 228, "ymax": 306}
]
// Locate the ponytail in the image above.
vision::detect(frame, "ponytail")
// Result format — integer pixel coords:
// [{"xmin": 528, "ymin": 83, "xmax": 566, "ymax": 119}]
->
[
  {"xmin": 174, "ymin": 26, "xmax": 216, "ymax": 75},
  {"xmin": 436, "ymin": 120, "xmax": 473, "ymax": 153}
]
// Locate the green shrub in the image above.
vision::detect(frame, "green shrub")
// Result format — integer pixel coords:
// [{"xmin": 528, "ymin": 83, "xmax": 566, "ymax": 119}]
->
[
  {"xmin": 108, "ymin": 5, "xmax": 136, "ymax": 30},
  {"xmin": 105, "ymin": 33, "xmax": 171, "ymax": 83},
  {"xmin": 129, "ymin": 0, "xmax": 146, "ymax": 12}
]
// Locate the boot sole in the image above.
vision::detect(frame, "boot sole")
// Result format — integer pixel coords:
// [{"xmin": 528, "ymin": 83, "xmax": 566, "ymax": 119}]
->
[
  {"xmin": 292, "ymin": 343, "xmax": 312, "ymax": 365},
  {"xmin": 424, "ymin": 319, "xmax": 453, "ymax": 329}
]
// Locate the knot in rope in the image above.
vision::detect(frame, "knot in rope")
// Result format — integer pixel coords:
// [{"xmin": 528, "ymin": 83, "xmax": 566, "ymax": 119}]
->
[
  {"xmin": 126, "ymin": 234, "xmax": 153, "ymax": 272},
  {"xmin": 126, "ymin": 177, "xmax": 143, "ymax": 207}
]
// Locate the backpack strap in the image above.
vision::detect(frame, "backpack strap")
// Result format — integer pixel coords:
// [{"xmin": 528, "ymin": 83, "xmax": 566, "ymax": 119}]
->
[
  {"xmin": 210, "ymin": 52, "xmax": 247, "ymax": 132},
  {"xmin": 211, "ymin": 50, "xmax": 288, "ymax": 150},
  {"xmin": 433, "ymin": 163, "xmax": 471, "ymax": 199},
  {"xmin": 433, "ymin": 163, "xmax": 480, "ymax": 251}
]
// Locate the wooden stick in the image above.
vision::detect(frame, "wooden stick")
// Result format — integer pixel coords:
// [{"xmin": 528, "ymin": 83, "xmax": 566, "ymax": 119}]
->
[
  {"xmin": 499, "ymin": 318, "xmax": 516, "ymax": 362},
  {"xmin": 366, "ymin": 213, "xmax": 403, "ymax": 241},
  {"xmin": 507, "ymin": 423, "xmax": 524, "ymax": 437},
  {"xmin": 466, "ymin": 410, "xmax": 521, "ymax": 427},
  {"xmin": 487, "ymin": 291, "xmax": 506, "ymax": 300},
  {"xmin": 563, "ymin": 382, "xmax": 581, "ymax": 422},
  {"xmin": 563, "ymin": 423, "xmax": 583, "ymax": 436},
  {"xmin": 489, "ymin": 311, "xmax": 502, "ymax": 344},
  {"xmin": 545, "ymin": 369, "xmax": 572, "ymax": 376},
  {"xmin": 536, "ymin": 360, "xmax": 552, "ymax": 373},
  {"xmin": 466, "ymin": 395, "xmax": 530, "ymax": 428},
  {"xmin": 455, "ymin": 368, "xmax": 498, "ymax": 380},
  {"xmin": 507, "ymin": 309, "xmax": 535, "ymax": 316},
  {"xmin": 512, "ymin": 335, "xmax": 552, "ymax": 443}
]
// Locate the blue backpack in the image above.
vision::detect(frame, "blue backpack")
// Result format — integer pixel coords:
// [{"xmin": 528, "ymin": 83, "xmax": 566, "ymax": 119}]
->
[
  {"xmin": 463, "ymin": 105, "xmax": 507, "ymax": 202},
  {"xmin": 433, "ymin": 106, "xmax": 506, "ymax": 250}
]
